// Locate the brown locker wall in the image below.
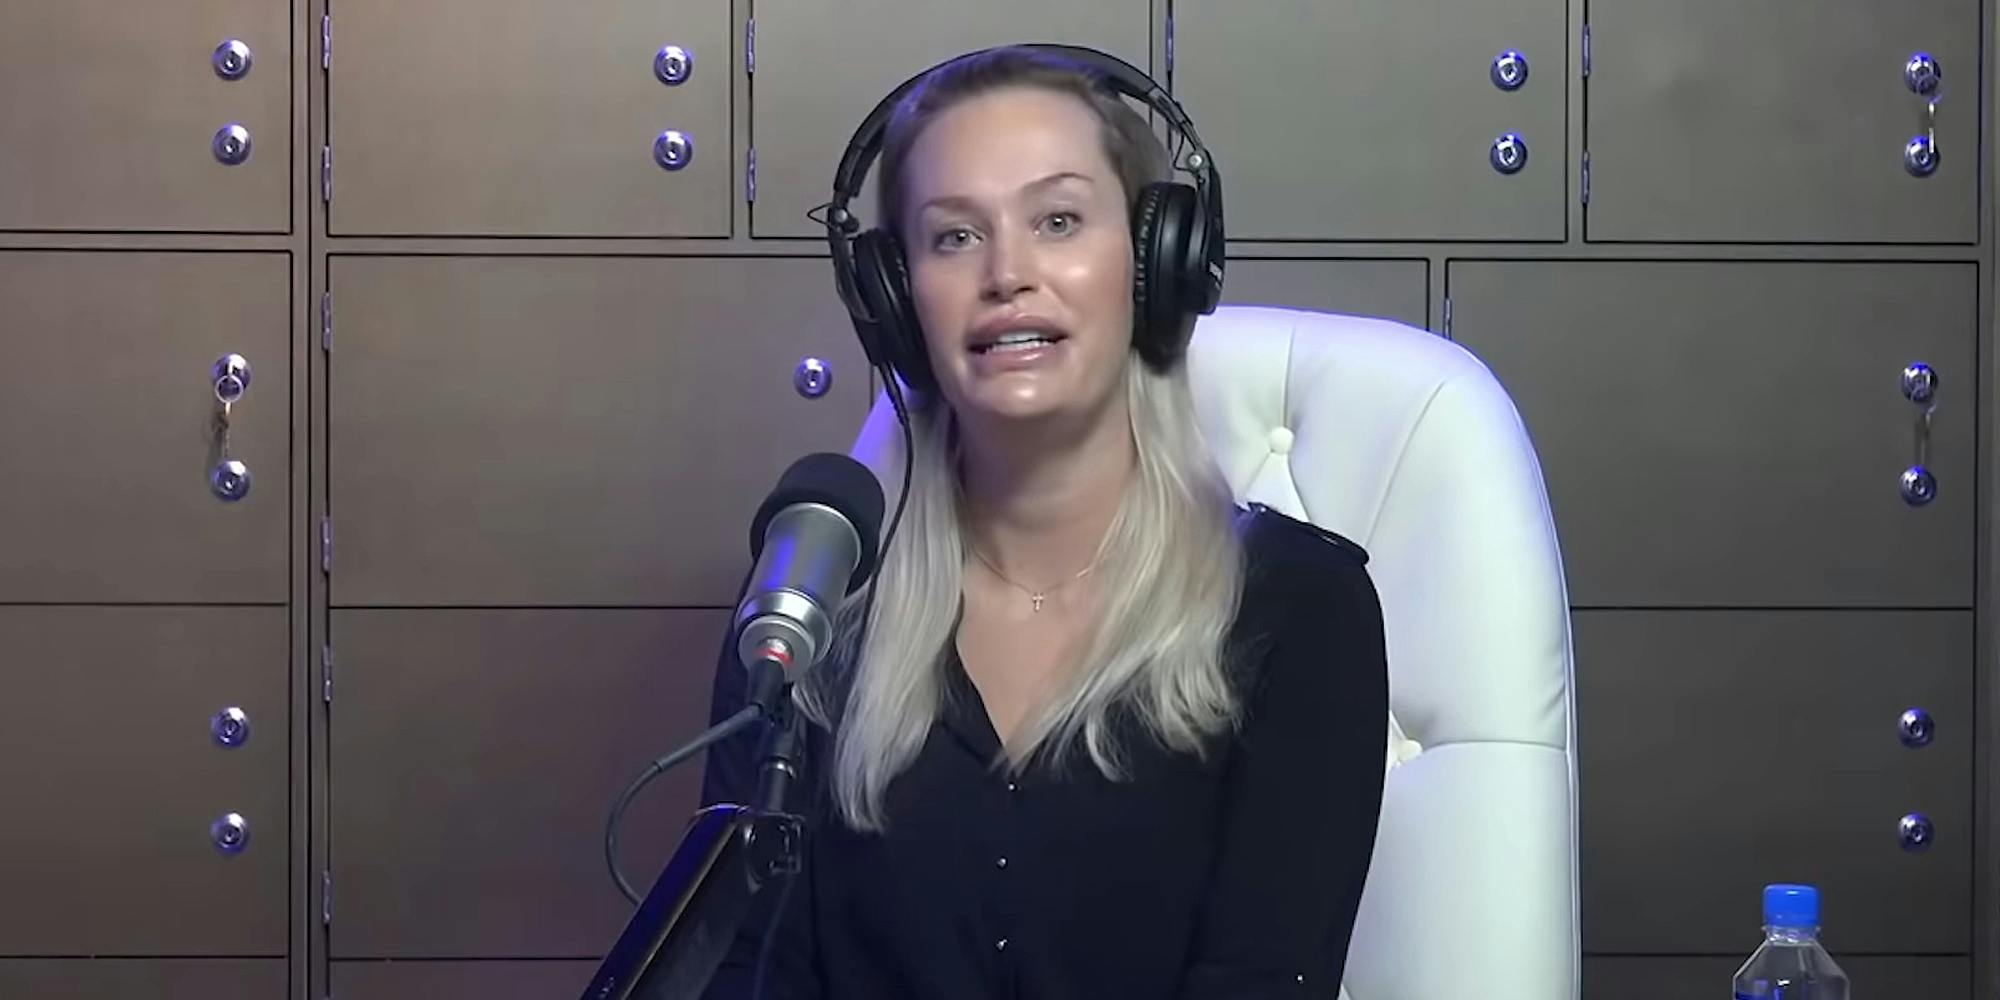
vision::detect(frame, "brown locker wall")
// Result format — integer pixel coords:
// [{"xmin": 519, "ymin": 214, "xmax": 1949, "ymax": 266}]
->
[{"xmin": 0, "ymin": 0, "xmax": 1991, "ymax": 998}]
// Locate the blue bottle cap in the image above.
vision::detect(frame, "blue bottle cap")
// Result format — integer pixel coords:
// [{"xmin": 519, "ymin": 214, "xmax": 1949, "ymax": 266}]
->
[{"xmin": 1764, "ymin": 883, "xmax": 1818, "ymax": 928}]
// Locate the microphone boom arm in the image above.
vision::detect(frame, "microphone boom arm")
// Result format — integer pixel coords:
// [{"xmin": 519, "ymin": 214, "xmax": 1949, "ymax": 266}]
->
[{"xmin": 581, "ymin": 655, "xmax": 810, "ymax": 1000}]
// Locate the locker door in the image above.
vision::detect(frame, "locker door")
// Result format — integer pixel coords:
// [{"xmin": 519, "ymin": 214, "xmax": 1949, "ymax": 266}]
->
[
  {"xmin": 326, "ymin": 0, "xmax": 731, "ymax": 237},
  {"xmin": 1175, "ymin": 0, "xmax": 1567, "ymax": 241},
  {"xmin": 0, "ymin": 251, "xmax": 289, "ymax": 605},
  {"xmin": 1577, "ymin": 611, "xmax": 1972, "ymax": 955},
  {"xmin": 1446, "ymin": 260, "xmax": 1976, "ymax": 609},
  {"xmin": 1584, "ymin": 0, "xmax": 1977, "ymax": 243},
  {"xmin": 0, "ymin": 1, "xmax": 289, "ymax": 233},
  {"xmin": 0, "ymin": 608, "xmax": 290, "ymax": 956}
]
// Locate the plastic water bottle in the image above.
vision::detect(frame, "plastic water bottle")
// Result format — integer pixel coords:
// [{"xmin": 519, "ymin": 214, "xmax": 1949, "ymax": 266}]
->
[{"xmin": 1732, "ymin": 884, "xmax": 1850, "ymax": 999}]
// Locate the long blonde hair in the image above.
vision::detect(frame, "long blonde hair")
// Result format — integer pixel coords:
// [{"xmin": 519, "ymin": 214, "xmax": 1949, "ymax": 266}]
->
[{"xmin": 798, "ymin": 46, "xmax": 1247, "ymax": 833}]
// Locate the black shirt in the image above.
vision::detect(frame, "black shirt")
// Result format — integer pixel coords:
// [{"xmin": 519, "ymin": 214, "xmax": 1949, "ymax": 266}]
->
[{"xmin": 697, "ymin": 503, "xmax": 1389, "ymax": 999}]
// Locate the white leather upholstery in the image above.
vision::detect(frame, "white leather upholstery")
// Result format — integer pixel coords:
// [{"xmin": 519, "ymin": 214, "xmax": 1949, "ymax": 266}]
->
[{"xmin": 848, "ymin": 304, "xmax": 1580, "ymax": 1000}]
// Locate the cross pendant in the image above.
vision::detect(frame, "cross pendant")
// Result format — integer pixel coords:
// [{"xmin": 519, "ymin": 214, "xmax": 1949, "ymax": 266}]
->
[{"xmin": 1031, "ymin": 593, "xmax": 1045, "ymax": 612}]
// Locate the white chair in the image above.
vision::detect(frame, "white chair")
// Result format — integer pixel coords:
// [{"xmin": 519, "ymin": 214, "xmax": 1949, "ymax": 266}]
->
[{"xmin": 848, "ymin": 303, "xmax": 1581, "ymax": 1000}]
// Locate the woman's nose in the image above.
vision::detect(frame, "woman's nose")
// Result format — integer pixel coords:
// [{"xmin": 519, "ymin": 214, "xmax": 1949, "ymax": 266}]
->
[{"xmin": 980, "ymin": 229, "xmax": 1036, "ymax": 301}]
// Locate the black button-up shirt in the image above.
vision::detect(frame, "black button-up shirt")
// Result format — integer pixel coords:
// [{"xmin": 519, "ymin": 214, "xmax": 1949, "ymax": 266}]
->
[{"xmin": 698, "ymin": 505, "xmax": 1388, "ymax": 999}]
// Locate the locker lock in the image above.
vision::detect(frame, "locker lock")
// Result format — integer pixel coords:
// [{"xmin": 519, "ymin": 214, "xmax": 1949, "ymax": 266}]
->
[
  {"xmin": 1901, "ymin": 362, "xmax": 1937, "ymax": 404},
  {"xmin": 1904, "ymin": 52, "xmax": 1941, "ymax": 95},
  {"xmin": 655, "ymin": 45, "xmax": 693, "ymax": 85},
  {"xmin": 213, "ymin": 39, "xmax": 253, "ymax": 80},
  {"xmin": 1898, "ymin": 708, "xmax": 1934, "ymax": 749},
  {"xmin": 794, "ymin": 358, "xmax": 832, "ymax": 398},
  {"xmin": 212, "ymin": 123, "xmax": 252, "ymax": 165},
  {"xmin": 211, "ymin": 460, "xmax": 252, "ymax": 501},
  {"xmin": 1490, "ymin": 50, "xmax": 1529, "ymax": 91},
  {"xmin": 213, "ymin": 353, "xmax": 252, "ymax": 404},
  {"xmin": 211, "ymin": 813, "xmax": 250, "ymax": 854},
  {"xmin": 1898, "ymin": 813, "xmax": 1933, "ymax": 853},
  {"xmin": 654, "ymin": 130, "xmax": 693, "ymax": 171},
  {"xmin": 1489, "ymin": 133, "xmax": 1528, "ymax": 174},
  {"xmin": 212, "ymin": 707, "xmax": 251, "ymax": 747},
  {"xmin": 1904, "ymin": 135, "xmax": 1939, "ymax": 177},
  {"xmin": 1899, "ymin": 466, "xmax": 1936, "ymax": 506}
]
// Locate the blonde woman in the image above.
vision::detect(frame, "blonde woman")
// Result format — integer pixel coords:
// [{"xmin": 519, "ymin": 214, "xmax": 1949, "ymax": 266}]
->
[{"xmin": 701, "ymin": 44, "xmax": 1388, "ymax": 999}]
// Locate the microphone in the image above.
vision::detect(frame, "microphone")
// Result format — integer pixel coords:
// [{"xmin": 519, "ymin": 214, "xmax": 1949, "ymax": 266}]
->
[
  {"xmin": 734, "ymin": 452, "xmax": 885, "ymax": 684},
  {"xmin": 580, "ymin": 454, "xmax": 884, "ymax": 1000}
]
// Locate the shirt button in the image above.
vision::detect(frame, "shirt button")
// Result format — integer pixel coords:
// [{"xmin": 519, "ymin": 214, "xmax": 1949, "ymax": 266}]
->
[
  {"xmin": 995, "ymin": 938, "xmax": 1009, "ymax": 952},
  {"xmin": 996, "ymin": 856, "xmax": 1009, "ymax": 869},
  {"xmin": 1006, "ymin": 781, "xmax": 1017, "ymax": 793}
]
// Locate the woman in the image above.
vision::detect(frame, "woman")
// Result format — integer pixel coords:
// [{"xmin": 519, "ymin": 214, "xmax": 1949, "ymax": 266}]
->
[{"xmin": 700, "ymin": 45, "xmax": 1388, "ymax": 999}]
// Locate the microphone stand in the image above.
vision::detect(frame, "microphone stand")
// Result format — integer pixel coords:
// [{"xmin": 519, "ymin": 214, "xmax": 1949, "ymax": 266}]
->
[{"xmin": 579, "ymin": 656, "xmax": 811, "ymax": 1000}]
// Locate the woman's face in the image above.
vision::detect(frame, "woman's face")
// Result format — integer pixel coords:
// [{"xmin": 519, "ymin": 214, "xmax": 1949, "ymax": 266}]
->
[{"xmin": 900, "ymin": 85, "xmax": 1135, "ymax": 430}]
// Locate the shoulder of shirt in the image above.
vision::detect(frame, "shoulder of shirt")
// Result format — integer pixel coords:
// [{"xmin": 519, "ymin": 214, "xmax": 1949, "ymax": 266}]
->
[
  {"xmin": 1223, "ymin": 503, "xmax": 1385, "ymax": 714},
  {"xmin": 1227, "ymin": 502, "xmax": 1378, "ymax": 660},
  {"xmin": 1234, "ymin": 501, "xmax": 1371, "ymax": 572}
]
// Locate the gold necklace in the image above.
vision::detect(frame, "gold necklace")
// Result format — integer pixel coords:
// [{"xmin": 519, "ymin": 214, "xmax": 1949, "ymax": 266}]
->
[{"xmin": 969, "ymin": 544, "xmax": 1099, "ymax": 613}]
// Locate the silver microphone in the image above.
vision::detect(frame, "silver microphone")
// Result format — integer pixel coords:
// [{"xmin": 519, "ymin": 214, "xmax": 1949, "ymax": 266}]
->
[{"xmin": 733, "ymin": 453, "xmax": 885, "ymax": 678}]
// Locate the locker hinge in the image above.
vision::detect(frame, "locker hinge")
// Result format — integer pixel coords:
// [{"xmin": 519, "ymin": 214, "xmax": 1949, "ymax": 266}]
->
[
  {"xmin": 320, "ymin": 292, "xmax": 332, "ymax": 351},
  {"xmin": 322, "ymin": 870, "xmax": 333, "ymax": 926},
  {"xmin": 1441, "ymin": 295, "xmax": 1453, "ymax": 338},
  {"xmin": 320, "ymin": 517, "xmax": 333, "ymax": 574},
  {"xmin": 321, "ymin": 644, "xmax": 333, "ymax": 705},
  {"xmin": 745, "ymin": 147, "xmax": 757, "ymax": 203},
  {"xmin": 321, "ymin": 146, "xmax": 333, "ymax": 203},
  {"xmin": 321, "ymin": 14, "xmax": 331, "ymax": 72},
  {"xmin": 1580, "ymin": 23, "xmax": 1590, "ymax": 79},
  {"xmin": 1581, "ymin": 150, "xmax": 1591, "ymax": 205},
  {"xmin": 744, "ymin": 17, "xmax": 754, "ymax": 75}
]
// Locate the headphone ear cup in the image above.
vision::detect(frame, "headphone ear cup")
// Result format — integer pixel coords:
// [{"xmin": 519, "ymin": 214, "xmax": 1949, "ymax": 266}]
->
[
  {"xmin": 853, "ymin": 228, "xmax": 935, "ymax": 397},
  {"xmin": 1131, "ymin": 182, "xmax": 1203, "ymax": 370}
]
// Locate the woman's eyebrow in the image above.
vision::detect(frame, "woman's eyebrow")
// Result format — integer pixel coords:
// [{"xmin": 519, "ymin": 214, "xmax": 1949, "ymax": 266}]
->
[{"xmin": 918, "ymin": 171, "xmax": 1096, "ymax": 214}]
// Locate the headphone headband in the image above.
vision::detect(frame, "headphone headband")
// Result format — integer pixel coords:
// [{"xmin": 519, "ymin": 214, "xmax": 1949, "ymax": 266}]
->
[{"xmin": 824, "ymin": 43, "xmax": 1223, "ymax": 327}]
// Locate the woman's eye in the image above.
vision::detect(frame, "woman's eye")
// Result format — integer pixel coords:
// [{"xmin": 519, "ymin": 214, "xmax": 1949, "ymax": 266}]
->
[
  {"xmin": 1044, "ymin": 212, "xmax": 1079, "ymax": 234},
  {"xmin": 934, "ymin": 227, "xmax": 975, "ymax": 250}
]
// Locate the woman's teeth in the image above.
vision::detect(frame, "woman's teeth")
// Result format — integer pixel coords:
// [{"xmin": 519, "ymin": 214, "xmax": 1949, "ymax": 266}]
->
[
  {"xmin": 987, "ymin": 338, "xmax": 1055, "ymax": 353},
  {"xmin": 977, "ymin": 332, "xmax": 1060, "ymax": 354}
]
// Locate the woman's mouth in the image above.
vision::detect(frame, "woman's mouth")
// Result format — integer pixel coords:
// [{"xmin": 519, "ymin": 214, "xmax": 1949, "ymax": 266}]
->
[
  {"xmin": 971, "ymin": 330, "xmax": 1067, "ymax": 355},
  {"xmin": 967, "ymin": 328, "xmax": 1067, "ymax": 373}
]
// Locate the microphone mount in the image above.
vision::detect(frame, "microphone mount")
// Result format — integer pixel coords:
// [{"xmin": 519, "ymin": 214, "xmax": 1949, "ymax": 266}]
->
[{"xmin": 582, "ymin": 647, "xmax": 811, "ymax": 1000}]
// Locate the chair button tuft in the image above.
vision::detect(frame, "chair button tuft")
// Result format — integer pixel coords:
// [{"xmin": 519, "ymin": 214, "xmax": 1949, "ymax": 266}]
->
[{"xmin": 1267, "ymin": 426, "xmax": 1295, "ymax": 455}]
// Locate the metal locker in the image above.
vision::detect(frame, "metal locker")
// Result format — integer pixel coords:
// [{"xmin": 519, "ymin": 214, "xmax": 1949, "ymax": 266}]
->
[
  {"xmin": 0, "ymin": 251, "xmax": 290, "ymax": 605},
  {"xmin": 1576, "ymin": 610, "xmax": 1972, "ymax": 954},
  {"xmin": 325, "ymin": 0, "xmax": 731, "ymax": 237},
  {"xmin": 1220, "ymin": 259, "xmax": 1430, "ymax": 329},
  {"xmin": 747, "ymin": 0, "xmax": 1151, "ymax": 238},
  {"xmin": 0, "ymin": 607, "xmax": 290, "ymax": 956},
  {"xmin": 1174, "ymin": 0, "xmax": 1567, "ymax": 241},
  {"xmin": 0, "ymin": 1, "xmax": 289, "ymax": 233},
  {"xmin": 0, "ymin": 960, "xmax": 287, "ymax": 999},
  {"xmin": 1583, "ymin": 0, "xmax": 1978, "ymax": 243},
  {"xmin": 328, "ymin": 609, "xmax": 726, "ymax": 958},
  {"xmin": 325, "ymin": 256, "xmax": 871, "ymax": 608},
  {"xmin": 331, "ymin": 961, "xmax": 601, "ymax": 999},
  {"xmin": 1446, "ymin": 260, "xmax": 1976, "ymax": 609}
]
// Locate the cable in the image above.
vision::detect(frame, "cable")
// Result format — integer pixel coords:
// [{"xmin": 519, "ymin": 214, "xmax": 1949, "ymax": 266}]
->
[{"xmin": 603, "ymin": 701, "xmax": 767, "ymax": 906}]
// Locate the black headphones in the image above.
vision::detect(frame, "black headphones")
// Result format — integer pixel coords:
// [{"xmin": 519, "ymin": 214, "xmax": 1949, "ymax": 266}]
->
[{"xmin": 822, "ymin": 43, "xmax": 1225, "ymax": 400}]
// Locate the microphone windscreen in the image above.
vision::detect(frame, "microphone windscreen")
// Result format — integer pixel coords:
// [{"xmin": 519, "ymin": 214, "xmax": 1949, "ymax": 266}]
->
[{"xmin": 748, "ymin": 452, "xmax": 886, "ymax": 591}]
